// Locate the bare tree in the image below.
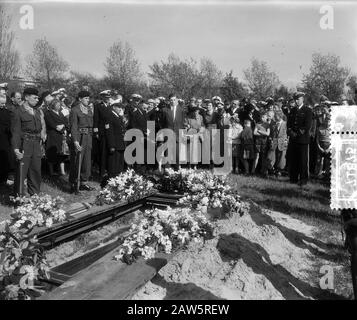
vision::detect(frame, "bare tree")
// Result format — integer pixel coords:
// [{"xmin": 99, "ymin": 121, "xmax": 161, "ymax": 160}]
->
[
  {"xmin": 220, "ymin": 71, "xmax": 249, "ymax": 102},
  {"xmin": 198, "ymin": 58, "xmax": 223, "ymax": 98},
  {"xmin": 0, "ymin": 4, "xmax": 21, "ymax": 80},
  {"xmin": 149, "ymin": 54, "xmax": 210, "ymax": 100},
  {"xmin": 243, "ymin": 58, "xmax": 280, "ymax": 100},
  {"xmin": 25, "ymin": 38, "xmax": 69, "ymax": 90},
  {"xmin": 104, "ymin": 40, "xmax": 142, "ymax": 97},
  {"xmin": 301, "ymin": 53, "xmax": 350, "ymax": 103}
]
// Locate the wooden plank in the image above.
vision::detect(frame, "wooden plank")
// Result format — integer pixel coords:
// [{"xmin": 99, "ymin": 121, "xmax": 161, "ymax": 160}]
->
[{"xmin": 39, "ymin": 247, "xmax": 171, "ymax": 300}]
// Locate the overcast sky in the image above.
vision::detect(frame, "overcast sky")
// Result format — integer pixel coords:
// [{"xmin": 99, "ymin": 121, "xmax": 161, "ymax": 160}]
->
[{"xmin": 5, "ymin": 0, "xmax": 357, "ymax": 89}]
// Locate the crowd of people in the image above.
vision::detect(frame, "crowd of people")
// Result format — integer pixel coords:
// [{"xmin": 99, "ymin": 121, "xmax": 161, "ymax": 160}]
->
[{"xmin": 0, "ymin": 81, "xmax": 340, "ymax": 196}]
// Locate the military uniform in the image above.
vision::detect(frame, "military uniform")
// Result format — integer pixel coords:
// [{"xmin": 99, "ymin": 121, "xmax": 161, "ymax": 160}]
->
[
  {"xmin": 105, "ymin": 107, "xmax": 126, "ymax": 178},
  {"xmin": 287, "ymin": 96, "xmax": 313, "ymax": 185},
  {"xmin": 93, "ymin": 98, "xmax": 111, "ymax": 177},
  {"xmin": 0, "ymin": 105, "xmax": 12, "ymax": 183},
  {"xmin": 11, "ymin": 104, "xmax": 45, "ymax": 195},
  {"xmin": 69, "ymin": 102, "xmax": 93, "ymax": 189}
]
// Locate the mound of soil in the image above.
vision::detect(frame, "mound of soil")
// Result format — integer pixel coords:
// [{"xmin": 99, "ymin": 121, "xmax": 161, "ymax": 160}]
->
[{"xmin": 132, "ymin": 203, "xmax": 351, "ymax": 300}]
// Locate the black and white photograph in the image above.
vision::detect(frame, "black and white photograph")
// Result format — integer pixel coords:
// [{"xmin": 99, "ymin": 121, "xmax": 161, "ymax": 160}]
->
[{"xmin": 1, "ymin": 0, "xmax": 357, "ymax": 305}]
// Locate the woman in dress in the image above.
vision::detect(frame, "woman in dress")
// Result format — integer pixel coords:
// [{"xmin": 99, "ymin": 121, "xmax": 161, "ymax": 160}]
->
[{"xmin": 44, "ymin": 99, "xmax": 69, "ymax": 176}]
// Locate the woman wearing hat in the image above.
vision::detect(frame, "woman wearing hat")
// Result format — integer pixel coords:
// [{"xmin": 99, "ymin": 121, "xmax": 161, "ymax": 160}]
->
[{"xmin": 44, "ymin": 99, "xmax": 70, "ymax": 177}]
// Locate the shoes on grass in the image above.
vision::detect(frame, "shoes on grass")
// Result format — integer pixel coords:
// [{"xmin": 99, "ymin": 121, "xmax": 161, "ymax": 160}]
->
[{"xmin": 79, "ymin": 184, "xmax": 95, "ymax": 191}]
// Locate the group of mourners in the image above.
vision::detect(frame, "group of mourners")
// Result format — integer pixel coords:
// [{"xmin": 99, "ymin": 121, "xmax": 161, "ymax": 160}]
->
[{"xmin": 0, "ymin": 81, "xmax": 339, "ymax": 196}]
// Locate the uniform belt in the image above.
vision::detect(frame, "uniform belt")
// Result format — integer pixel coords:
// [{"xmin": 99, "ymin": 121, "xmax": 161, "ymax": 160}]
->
[
  {"xmin": 79, "ymin": 128, "xmax": 93, "ymax": 134},
  {"xmin": 23, "ymin": 132, "xmax": 41, "ymax": 140}
]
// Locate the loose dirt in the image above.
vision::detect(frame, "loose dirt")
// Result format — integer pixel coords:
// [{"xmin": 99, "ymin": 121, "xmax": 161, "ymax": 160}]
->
[{"xmin": 132, "ymin": 202, "xmax": 351, "ymax": 300}]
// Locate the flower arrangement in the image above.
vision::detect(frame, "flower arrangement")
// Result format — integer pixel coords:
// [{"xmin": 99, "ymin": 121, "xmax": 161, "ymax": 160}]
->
[
  {"xmin": 0, "ymin": 231, "xmax": 49, "ymax": 300},
  {"xmin": 161, "ymin": 169, "xmax": 249, "ymax": 216},
  {"xmin": 96, "ymin": 169, "xmax": 155, "ymax": 205},
  {"xmin": 114, "ymin": 207, "xmax": 214, "ymax": 264},
  {"xmin": 9, "ymin": 194, "xmax": 67, "ymax": 233},
  {"xmin": 0, "ymin": 194, "xmax": 67, "ymax": 300},
  {"xmin": 156, "ymin": 168, "xmax": 195, "ymax": 193}
]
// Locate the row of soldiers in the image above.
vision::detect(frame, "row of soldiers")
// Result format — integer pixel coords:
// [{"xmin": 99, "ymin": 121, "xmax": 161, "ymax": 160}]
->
[{"xmin": 0, "ymin": 81, "xmax": 333, "ymax": 195}]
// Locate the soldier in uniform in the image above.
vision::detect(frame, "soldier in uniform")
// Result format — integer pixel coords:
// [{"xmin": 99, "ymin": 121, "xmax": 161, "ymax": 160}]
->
[
  {"xmin": 287, "ymin": 92, "xmax": 313, "ymax": 185},
  {"xmin": 104, "ymin": 103, "xmax": 127, "ymax": 180},
  {"xmin": 127, "ymin": 94, "xmax": 149, "ymax": 169},
  {"xmin": 0, "ymin": 93, "xmax": 12, "ymax": 184},
  {"xmin": 93, "ymin": 90, "xmax": 112, "ymax": 181},
  {"xmin": 69, "ymin": 90, "xmax": 95, "ymax": 193},
  {"xmin": 11, "ymin": 87, "xmax": 46, "ymax": 195}
]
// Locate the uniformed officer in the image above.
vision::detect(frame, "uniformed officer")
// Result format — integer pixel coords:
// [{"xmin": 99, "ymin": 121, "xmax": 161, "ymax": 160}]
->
[
  {"xmin": 127, "ymin": 93, "xmax": 149, "ymax": 169},
  {"xmin": 93, "ymin": 90, "xmax": 112, "ymax": 180},
  {"xmin": 0, "ymin": 93, "xmax": 12, "ymax": 184},
  {"xmin": 287, "ymin": 92, "xmax": 313, "ymax": 185},
  {"xmin": 69, "ymin": 90, "xmax": 95, "ymax": 193},
  {"xmin": 104, "ymin": 103, "xmax": 127, "ymax": 180},
  {"xmin": 11, "ymin": 87, "xmax": 46, "ymax": 195}
]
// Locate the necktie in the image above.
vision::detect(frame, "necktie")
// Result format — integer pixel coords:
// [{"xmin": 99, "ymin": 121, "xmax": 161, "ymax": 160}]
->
[{"xmin": 172, "ymin": 106, "xmax": 176, "ymax": 121}]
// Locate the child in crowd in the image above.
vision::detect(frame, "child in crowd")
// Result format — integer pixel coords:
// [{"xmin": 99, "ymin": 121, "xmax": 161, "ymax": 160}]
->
[
  {"xmin": 229, "ymin": 114, "xmax": 243, "ymax": 174},
  {"xmin": 253, "ymin": 112, "xmax": 270, "ymax": 174},
  {"xmin": 315, "ymin": 105, "xmax": 330, "ymax": 179},
  {"xmin": 240, "ymin": 119, "xmax": 255, "ymax": 174}
]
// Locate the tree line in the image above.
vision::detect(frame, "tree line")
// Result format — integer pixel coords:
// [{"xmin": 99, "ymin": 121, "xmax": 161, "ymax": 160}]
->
[{"xmin": 0, "ymin": 4, "xmax": 355, "ymax": 103}]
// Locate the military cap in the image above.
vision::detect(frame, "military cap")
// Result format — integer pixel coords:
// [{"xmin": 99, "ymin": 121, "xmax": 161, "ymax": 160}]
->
[
  {"xmin": 51, "ymin": 90, "xmax": 60, "ymax": 96},
  {"xmin": 265, "ymin": 97, "xmax": 274, "ymax": 103},
  {"xmin": 58, "ymin": 88, "xmax": 66, "ymax": 92},
  {"xmin": 288, "ymin": 97, "xmax": 295, "ymax": 103},
  {"xmin": 78, "ymin": 90, "xmax": 91, "ymax": 99},
  {"xmin": 147, "ymin": 99, "xmax": 156, "ymax": 104},
  {"xmin": 277, "ymin": 97, "xmax": 284, "ymax": 102},
  {"xmin": 100, "ymin": 90, "xmax": 112, "ymax": 97},
  {"xmin": 23, "ymin": 87, "xmax": 39, "ymax": 96},
  {"xmin": 0, "ymin": 82, "xmax": 8, "ymax": 90},
  {"xmin": 203, "ymin": 99, "xmax": 212, "ymax": 104},
  {"xmin": 131, "ymin": 93, "xmax": 142, "ymax": 100},
  {"xmin": 293, "ymin": 92, "xmax": 305, "ymax": 100}
]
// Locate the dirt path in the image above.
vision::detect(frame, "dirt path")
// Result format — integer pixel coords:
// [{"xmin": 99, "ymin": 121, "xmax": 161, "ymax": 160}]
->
[{"xmin": 132, "ymin": 202, "xmax": 351, "ymax": 300}]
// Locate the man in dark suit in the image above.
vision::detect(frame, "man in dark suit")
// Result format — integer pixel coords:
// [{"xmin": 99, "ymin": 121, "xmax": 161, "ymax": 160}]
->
[
  {"xmin": 105, "ymin": 103, "xmax": 127, "ymax": 179},
  {"xmin": 287, "ymin": 92, "xmax": 313, "ymax": 185},
  {"xmin": 93, "ymin": 90, "xmax": 112, "ymax": 179},
  {"xmin": 227, "ymin": 100, "xmax": 240, "ymax": 116},
  {"xmin": 127, "ymin": 93, "xmax": 149, "ymax": 169},
  {"xmin": 160, "ymin": 93, "xmax": 186, "ymax": 169}
]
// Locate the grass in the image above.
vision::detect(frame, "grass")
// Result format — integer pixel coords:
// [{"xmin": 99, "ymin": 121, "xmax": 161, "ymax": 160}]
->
[{"xmin": 0, "ymin": 174, "xmax": 100, "ymax": 222}]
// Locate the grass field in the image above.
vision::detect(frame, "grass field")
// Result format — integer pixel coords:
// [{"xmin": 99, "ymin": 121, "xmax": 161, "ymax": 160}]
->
[{"xmin": 0, "ymin": 175, "xmax": 99, "ymax": 221}]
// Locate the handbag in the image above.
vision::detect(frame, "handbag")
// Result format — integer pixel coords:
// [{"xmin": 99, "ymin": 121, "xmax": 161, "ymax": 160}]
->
[{"xmin": 61, "ymin": 134, "xmax": 70, "ymax": 156}]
